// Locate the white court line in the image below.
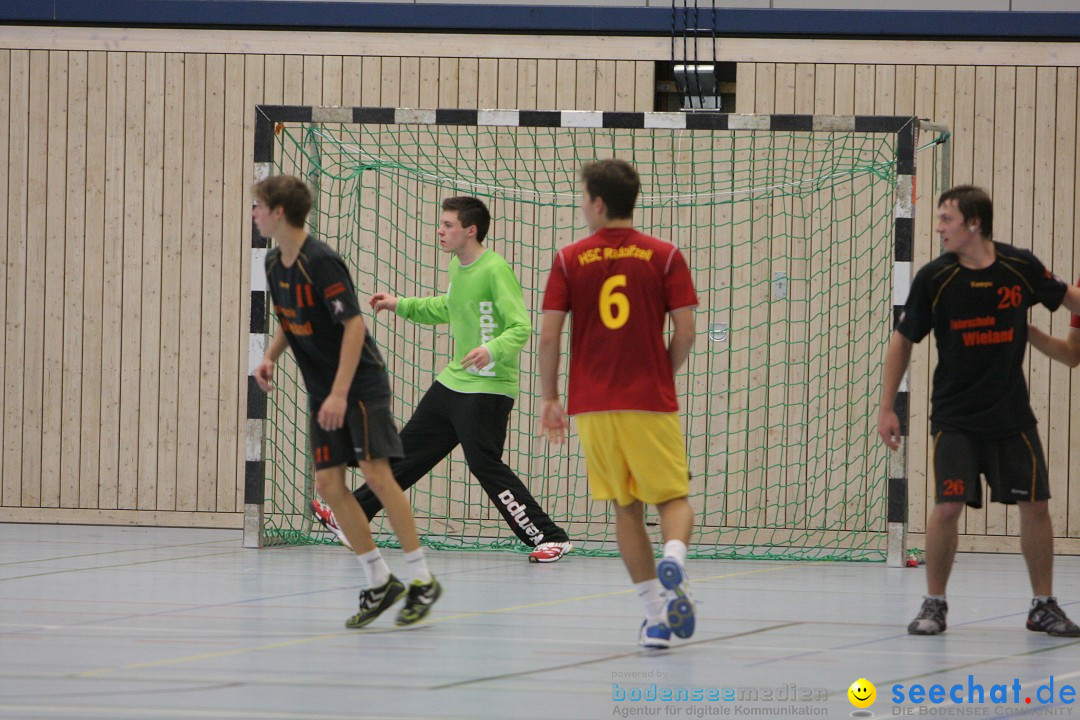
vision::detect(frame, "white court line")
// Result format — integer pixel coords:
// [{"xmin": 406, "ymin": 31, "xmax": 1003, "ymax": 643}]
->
[{"xmin": 0, "ymin": 706, "xmax": 461, "ymax": 720}]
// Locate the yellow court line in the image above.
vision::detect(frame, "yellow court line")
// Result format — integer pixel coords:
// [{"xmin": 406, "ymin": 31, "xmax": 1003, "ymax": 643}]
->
[{"xmin": 76, "ymin": 562, "xmax": 811, "ymax": 678}]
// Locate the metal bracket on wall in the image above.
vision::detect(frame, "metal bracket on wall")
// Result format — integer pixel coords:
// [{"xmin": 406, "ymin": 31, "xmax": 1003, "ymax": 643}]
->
[
  {"xmin": 773, "ymin": 271, "xmax": 788, "ymax": 300},
  {"xmin": 709, "ymin": 322, "xmax": 729, "ymax": 343}
]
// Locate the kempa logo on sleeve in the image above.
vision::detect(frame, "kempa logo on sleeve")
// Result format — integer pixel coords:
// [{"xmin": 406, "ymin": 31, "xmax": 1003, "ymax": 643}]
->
[{"xmin": 471, "ymin": 301, "xmax": 498, "ymax": 377}]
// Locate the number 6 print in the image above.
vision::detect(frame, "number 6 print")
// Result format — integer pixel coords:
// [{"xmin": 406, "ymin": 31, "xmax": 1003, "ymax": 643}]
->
[{"xmin": 599, "ymin": 274, "xmax": 629, "ymax": 329}]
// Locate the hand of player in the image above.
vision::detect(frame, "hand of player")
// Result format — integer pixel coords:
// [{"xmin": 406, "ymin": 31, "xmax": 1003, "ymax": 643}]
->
[
  {"xmin": 369, "ymin": 292, "xmax": 398, "ymax": 313},
  {"xmin": 877, "ymin": 407, "xmax": 901, "ymax": 450},
  {"xmin": 318, "ymin": 394, "xmax": 347, "ymax": 431},
  {"xmin": 461, "ymin": 346, "xmax": 491, "ymax": 370},
  {"xmin": 254, "ymin": 357, "xmax": 275, "ymax": 392},
  {"xmin": 539, "ymin": 399, "xmax": 570, "ymax": 444}
]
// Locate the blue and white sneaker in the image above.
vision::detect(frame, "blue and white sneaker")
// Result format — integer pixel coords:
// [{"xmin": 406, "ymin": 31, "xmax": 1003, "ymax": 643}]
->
[
  {"xmin": 657, "ymin": 558, "xmax": 696, "ymax": 639},
  {"xmin": 639, "ymin": 619, "xmax": 672, "ymax": 649}
]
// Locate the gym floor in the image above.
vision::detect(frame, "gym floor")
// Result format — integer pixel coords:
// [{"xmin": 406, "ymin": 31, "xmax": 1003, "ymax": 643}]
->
[{"xmin": 2, "ymin": 523, "xmax": 1079, "ymax": 719}]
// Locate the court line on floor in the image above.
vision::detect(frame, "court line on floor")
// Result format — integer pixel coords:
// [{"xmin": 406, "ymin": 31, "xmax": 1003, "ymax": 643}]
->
[
  {"xmin": 0, "ymin": 538, "xmax": 239, "ymax": 568},
  {"xmin": 428, "ymin": 621, "xmax": 802, "ymax": 690},
  {"xmin": 0, "ymin": 558, "xmax": 527, "ymax": 640},
  {"xmin": 0, "ymin": 705, "xmax": 458, "ymax": 720},
  {"xmin": 749, "ymin": 597, "xmax": 1080, "ymax": 672},
  {"xmin": 73, "ymin": 563, "xmax": 808, "ymax": 678},
  {"xmin": 881, "ymin": 638, "xmax": 1080, "ymax": 688},
  {"xmin": 0, "ymin": 550, "xmax": 244, "ymax": 582}
]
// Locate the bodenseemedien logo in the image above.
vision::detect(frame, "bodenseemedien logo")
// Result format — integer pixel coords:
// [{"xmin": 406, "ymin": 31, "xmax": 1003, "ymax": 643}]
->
[{"xmin": 611, "ymin": 682, "xmax": 830, "ymax": 716}]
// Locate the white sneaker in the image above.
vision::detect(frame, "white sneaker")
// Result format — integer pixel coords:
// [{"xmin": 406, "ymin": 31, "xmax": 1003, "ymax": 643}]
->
[
  {"xmin": 309, "ymin": 498, "xmax": 352, "ymax": 549},
  {"xmin": 638, "ymin": 619, "xmax": 672, "ymax": 649},
  {"xmin": 657, "ymin": 558, "xmax": 696, "ymax": 638},
  {"xmin": 528, "ymin": 541, "xmax": 573, "ymax": 563}
]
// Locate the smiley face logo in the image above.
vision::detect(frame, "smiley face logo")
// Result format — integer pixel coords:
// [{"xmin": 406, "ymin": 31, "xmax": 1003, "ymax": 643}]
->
[{"xmin": 848, "ymin": 678, "xmax": 876, "ymax": 709}]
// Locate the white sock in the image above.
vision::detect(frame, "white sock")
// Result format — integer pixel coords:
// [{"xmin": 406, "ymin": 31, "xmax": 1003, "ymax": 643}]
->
[
  {"xmin": 404, "ymin": 548, "xmax": 432, "ymax": 585},
  {"xmin": 357, "ymin": 548, "xmax": 391, "ymax": 588},
  {"xmin": 636, "ymin": 579, "xmax": 666, "ymax": 624},
  {"xmin": 926, "ymin": 594, "xmax": 946, "ymax": 602},
  {"xmin": 663, "ymin": 539, "xmax": 688, "ymax": 567}
]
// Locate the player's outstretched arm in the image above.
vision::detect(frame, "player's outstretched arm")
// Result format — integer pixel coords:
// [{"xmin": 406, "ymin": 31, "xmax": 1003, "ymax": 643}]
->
[
  {"xmin": 1061, "ymin": 284, "xmax": 1080, "ymax": 317},
  {"xmin": 877, "ymin": 330, "xmax": 913, "ymax": 450},
  {"xmin": 1028, "ymin": 324, "xmax": 1080, "ymax": 368},
  {"xmin": 369, "ymin": 292, "xmax": 399, "ymax": 313},
  {"xmin": 379, "ymin": 292, "xmax": 450, "ymax": 325}
]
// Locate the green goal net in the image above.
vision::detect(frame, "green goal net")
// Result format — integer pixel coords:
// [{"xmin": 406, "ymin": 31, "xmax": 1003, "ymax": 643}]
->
[{"xmin": 257, "ymin": 110, "xmax": 913, "ymax": 561}]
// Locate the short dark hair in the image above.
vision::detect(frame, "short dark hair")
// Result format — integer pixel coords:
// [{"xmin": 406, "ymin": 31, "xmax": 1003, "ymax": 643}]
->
[
  {"xmin": 581, "ymin": 159, "xmax": 640, "ymax": 220},
  {"xmin": 938, "ymin": 185, "xmax": 993, "ymax": 238},
  {"xmin": 253, "ymin": 175, "xmax": 312, "ymax": 229},
  {"xmin": 442, "ymin": 196, "xmax": 491, "ymax": 242}
]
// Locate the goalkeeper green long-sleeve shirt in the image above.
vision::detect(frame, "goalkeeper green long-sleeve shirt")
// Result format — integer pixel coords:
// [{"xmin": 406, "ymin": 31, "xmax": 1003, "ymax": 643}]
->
[{"xmin": 395, "ymin": 249, "xmax": 530, "ymax": 399}]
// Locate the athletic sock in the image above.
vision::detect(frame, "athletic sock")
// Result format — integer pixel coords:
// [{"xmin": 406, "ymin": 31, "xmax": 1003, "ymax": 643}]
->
[
  {"xmin": 636, "ymin": 579, "xmax": 667, "ymax": 624},
  {"xmin": 404, "ymin": 548, "xmax": 432, "ymax": 585},
  {"xmin": 358, "ymin": 548, "xmax": 391, "ymax": 588},
  {"xmin": 663, "ymin": 539, "xmax": 688, "ymax": 567}
]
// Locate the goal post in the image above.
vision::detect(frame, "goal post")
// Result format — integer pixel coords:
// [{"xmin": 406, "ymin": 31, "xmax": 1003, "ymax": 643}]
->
[{"xmin": 244, "ymin": 105, "xmax": 947, "ymax": 564}]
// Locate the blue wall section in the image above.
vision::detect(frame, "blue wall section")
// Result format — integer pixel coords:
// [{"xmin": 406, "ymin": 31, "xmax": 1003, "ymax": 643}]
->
[{"xmin": 3, "ymin": 0, "xmax": 1079, "ymax": 38}]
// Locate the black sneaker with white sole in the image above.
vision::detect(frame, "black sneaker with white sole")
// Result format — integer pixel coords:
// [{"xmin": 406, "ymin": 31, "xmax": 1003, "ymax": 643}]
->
[
  {"xmin": 346, "ymin": 575, "xmax": 406, "ymax": 629},
  {"xmin": 908, "ymin": 597, "xmax": 947, "ymax": 635},
  {"xmin": 1027, "ymin": 597, "xmax": 1080, "ymax": 637},
  {"xmin": 396, "ymin": 577, "xmax": 442, "ymax": 626}
]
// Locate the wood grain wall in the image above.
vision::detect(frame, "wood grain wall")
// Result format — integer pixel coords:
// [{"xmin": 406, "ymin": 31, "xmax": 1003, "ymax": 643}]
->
[{"xmin": 2, "ymin": 26, "xmax": 1079, "ymax": 553}]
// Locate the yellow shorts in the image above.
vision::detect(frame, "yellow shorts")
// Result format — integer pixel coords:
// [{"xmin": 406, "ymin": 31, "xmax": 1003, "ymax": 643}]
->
[{"xmin": 575, "ymin": 411, "xmax": 690, "ymax": 506}]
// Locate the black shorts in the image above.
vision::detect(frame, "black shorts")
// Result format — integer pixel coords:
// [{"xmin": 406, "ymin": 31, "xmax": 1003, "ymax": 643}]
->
[
  {"xmin": 932, "ymin": 429, "xmax": 1050, "ymax": 508},
  {"xmin": 309, "ymin": 397, "xmax": 404, "ymax": 470}
]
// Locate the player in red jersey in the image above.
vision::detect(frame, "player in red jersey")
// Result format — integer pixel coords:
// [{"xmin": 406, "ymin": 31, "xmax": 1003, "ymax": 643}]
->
[{"xmin": 538, "ymin": 159, "xmax": 699, "ymax": 649}]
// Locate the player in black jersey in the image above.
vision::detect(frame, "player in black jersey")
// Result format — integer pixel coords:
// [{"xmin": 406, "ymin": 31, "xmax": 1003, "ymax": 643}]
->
[
  {"xmin": 878, "ymin": 185, "xmax": 1080, "ymax": 637},
  {"xmin": 253, "ymin": 176, "xmax": 440, "ymax": 628}
]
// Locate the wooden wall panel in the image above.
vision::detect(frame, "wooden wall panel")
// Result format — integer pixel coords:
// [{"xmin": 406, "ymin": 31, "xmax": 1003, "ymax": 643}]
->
[
  {"xmin": 22, "ymin": 50, "xmax": 48, "ymax": 509},
  {"xmin": 139, "ymin": 52, "xmax": 165, "ymax": 511},
  {"xmin": 0, "ymin": 50, "xmax": 8, "ymax": 508},
  {"xmin": 41, "ymin": 51, "xmax": 68, "ymax": 509},
  {"xmin": 156, "ymin": 52, "xmax": 185, "ymax": 512},
  {"xmin": 0, "ymin": 29, "xmax": 1077, "ymax": 554},
  {"xmin": 217, "ymin": 53, "xmax": 245, "ymax": 515},
  {"xmin": 2, "ymin": 50, "xmax": 27, "ymax": 509},
  {"xmin": 60, "ymin": 52, "xmax": 86, "ymax": 509},
  {"xmin": 79, "ymin": 51, "xmax": 106, "ymax": 509},
  {"xmin": 1050, "ymin": 68, "xmax": 1077, "ymax": 539},
  {"xmin": 199, "ymin": 54, "xmax": 226, "ymax": 512},
  {"xmin": 119, "ymin": 52, "xmax": 146, "ymax": 510}
]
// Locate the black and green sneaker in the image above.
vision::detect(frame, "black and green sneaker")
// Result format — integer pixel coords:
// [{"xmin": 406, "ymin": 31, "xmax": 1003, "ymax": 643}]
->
[
  {"xmin": 346, "ymin": 575, "xmax": 406, "ymax": 629},
  {"xmin": 395, "ymin": 576, "xmax": 442, "ymax": 626}
]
